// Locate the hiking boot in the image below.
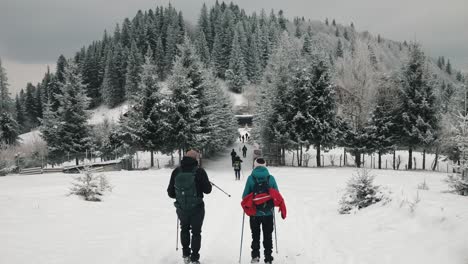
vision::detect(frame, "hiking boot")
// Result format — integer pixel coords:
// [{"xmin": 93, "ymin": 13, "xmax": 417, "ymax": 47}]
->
[
  {"xmin": 250, "ymin": 257, "xmax": 260, "ymax": 263},
  {"xmin": 183, "ymin": 256, "xmax": 190, "ymax": 264},
  {"xmin": 191, "ymin": 261, "xmax": 200, "ymax": 264}
]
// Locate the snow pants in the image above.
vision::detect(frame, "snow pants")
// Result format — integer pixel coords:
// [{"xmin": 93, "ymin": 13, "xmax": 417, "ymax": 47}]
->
[
  {"xmin": 177, "ymin": 207, "xmax": 205, "ymax": 262},
  {"xmin": 250, "ymin": 215, "xmax": 274, "ymax": 262},
  {"xmin": 234, "ymin": 169, "xmax": 241, "ymax": 180}
]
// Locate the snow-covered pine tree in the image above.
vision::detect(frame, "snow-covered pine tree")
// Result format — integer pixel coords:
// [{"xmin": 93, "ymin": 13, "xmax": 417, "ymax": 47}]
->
[
  {"xmin": 336, "ymin": 39, "xmax": 344, "ymax": 58},
  {"xmin": 154, "ymin": 36, "xmax": 165, "ymax": 80},
  {"xmin": 167, "ymin": 37, "xmax": 206, "ymax": 153},
  {"xmin": 35, "ymin": 84, "xmax": 43, "ymax": 120},
  {"xmin": 245, "ymin": 26, "xmax": 262, "ymax": 84},
  {"xmin": 445, "ymin": 112, "xmax": 468, "ymax": 195},
  {"xmin": 56, "ymin": 55, "xmax": 67, "ymax": 84},
  {"xmin": 102, "ymin": 43, "xmax": 127, "ymax": 107},
  {"xmin": 0, "ymin": 112, "xmax": 19, "ymax": 146},
  {"xmin": 446, "ymin": 59, "xmax": 452, "ymax": 75},
  {"xmin": 397, "ymin": 43, "xmax": 438, "ymax": 169},
  {"xmin": 124, "ymin": 41, "xmax": 144, "ymax": 100},
  {"xmin": 40, "ymin": 100, "xmax": 62, "ymax": 164},
  {"xmin": 198, "ymin": 3, "xmax": 213, "ymax": 50},
  {"xmin": 14, "ymin": 95, "xmax": 25, "ymax": 133},
  {"xmin": 46, "ymin": 62, "xmax": 90, "ymax": 165},
  {"xmin": 302, "ymin": 32, "xmax": 312, "ymax": 55},
  {"xmin": 24, "ymin": 83, "xmax": 40, "ymax": 129},
  {"xmin": 0, "ymin": 57, "xmax": 12, "ymax": 113},
  {"xmin": 255, "ymin": 32, "xmax": 303, "ymax": 164},
  {"xmin": 138, "ymin": 51, "xmax": 171, "ymax": 165},
  {"xmin": 200, "ymin": 71, "xmax": 237, "ymax": 155},
  {"xmin": 226, "ymin": 24, "xmax": 248, "ymax": 93},
  {"xmin": 289, "ymin": 52, "xmax": 337, "ymax": 167},
  {"xmin": 367, "ymin": 74, "xmax": 399, "ymax": 169},
  {"xmin": 194, "ymin": 30, "xmax": 211, "ymax": 67}
]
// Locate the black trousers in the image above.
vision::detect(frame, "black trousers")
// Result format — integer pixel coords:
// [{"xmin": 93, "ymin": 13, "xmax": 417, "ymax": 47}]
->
[
  {"xmin": 242, "ymin": 151, "xmax": 247, "ymax": 158},
  {"xmin": 177, "ymin": 207, "xmax": 205, "ymax": 262},
  {"xmin": 234, "ymin": 169, "xmax": 241, "ymax": 180},
  {"xmin": 250, "ymin": 215, "xmax": 274, "ymax": 262}
]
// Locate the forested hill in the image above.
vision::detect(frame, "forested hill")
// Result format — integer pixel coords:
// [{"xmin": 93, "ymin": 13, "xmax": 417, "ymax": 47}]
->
[{"xmin": 13, "ymin": 1, "xmax": 465, "ymax": 134}]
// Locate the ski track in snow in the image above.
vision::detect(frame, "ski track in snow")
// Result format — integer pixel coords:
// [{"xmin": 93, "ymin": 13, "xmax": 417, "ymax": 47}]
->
[{"xmin": 1, "ymin": 135, "xmax": 468, "ymax": 264}]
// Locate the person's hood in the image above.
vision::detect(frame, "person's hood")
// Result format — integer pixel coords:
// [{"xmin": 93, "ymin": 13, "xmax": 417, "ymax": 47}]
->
[
  {"xmin": 251, "ymin": 166, "xmax": 270, "ymax": 179},
  {"xmin": 181, "ymin": 156, "xmax": 198, "ymax": 169}
]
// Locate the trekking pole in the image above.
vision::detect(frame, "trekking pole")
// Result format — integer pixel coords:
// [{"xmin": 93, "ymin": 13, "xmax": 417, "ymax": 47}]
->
[
  {"xmin": 239, "ymin": 212, "xmax": 245, "ymax": 264},
  {"xmin": 176, "ymin": 217, "xmax": 179, "ymax": 251},
  {"xmin": 273, "ymin": 209, "xmax": 278, "ymax": 254},
  {"xmin": 210, "ymin": 181, "xmax": 231, "ymax": 197}
]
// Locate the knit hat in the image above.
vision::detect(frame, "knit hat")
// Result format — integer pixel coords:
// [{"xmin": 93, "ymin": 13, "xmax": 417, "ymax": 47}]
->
[
  {"xmin": 185, "ymin": 150, "xmax": 199, "ymax": 160},
  {"xmin": 254, "ymin": 158, "xmax": 266, "ymax": 168}
]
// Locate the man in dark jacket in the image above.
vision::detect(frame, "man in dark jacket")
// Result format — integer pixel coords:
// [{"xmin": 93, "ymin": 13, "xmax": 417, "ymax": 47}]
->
[
  {"xmin": 231, "ymin": 149, "xmax": 237, "ymax": 166},
  {"xmin": 242, "ymin": 145, "xmax": 248, "ymax": 158},
  {"xmin": 233, "ymin": 155, "xmax": 243, "ymax": 180},
  {"xmin": 167, "ymin": 150, "xmax": 212, "ymax": 264}
]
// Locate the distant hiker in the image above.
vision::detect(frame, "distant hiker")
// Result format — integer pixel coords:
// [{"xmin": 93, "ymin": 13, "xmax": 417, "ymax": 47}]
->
[
  {"xmin": 167, "ymin": 150, "xmax": 212, "ymax": 264},
  {"xmin": 242, "ymin": 145, "xmax": 248, "ymax": 158},
  {"xmin": 242, "ymin": 135, "xmax": 245, "ymax": 143},
  {"xmin": 241, "ymin": 158, "xmax": 287, "ymax": 264},
  {"xmin": 233, "ymin": 156, "xmax": 243, "ymax": 180},
  {"xmin": 231, "ymin": 149, "xmax": 237, "ymax": 166},
  {"xmin": 239, "ymin": 135, "xmax": 242, "ymax": 142},
  {"xmin": 245, "ymin": 132, "xmax": 249, "ymax": 140}
]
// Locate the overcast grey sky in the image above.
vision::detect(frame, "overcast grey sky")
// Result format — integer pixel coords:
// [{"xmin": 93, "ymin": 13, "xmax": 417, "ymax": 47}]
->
[{"xmin": 1, "ymin": 0, "xmax": 467, "ymax": 94}]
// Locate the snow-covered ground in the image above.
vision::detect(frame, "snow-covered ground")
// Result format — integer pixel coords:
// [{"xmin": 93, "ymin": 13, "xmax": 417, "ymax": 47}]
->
[{"xmin": 1, "ymin": 139, "xmax": 467, "ymax": 264}]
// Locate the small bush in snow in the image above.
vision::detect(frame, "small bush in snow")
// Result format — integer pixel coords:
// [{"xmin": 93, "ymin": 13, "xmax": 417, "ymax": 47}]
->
[
  {"xmin": 417, "ymin": 179, "xmax": 429, "ymax": 190},
  {"xmin": 398, "ymin": 190, "xmax": 421, "ymax": 213},
  {"xmin": 70, "ymin": 167, "xmax": 112, "ymax": 201},
  {"xmin": 444, "ymin": 174, "xmax": 468, "ymax": 196},
  {"xmin": 339, "ymin": 168, "xmax": 390, "ymax": 214}
]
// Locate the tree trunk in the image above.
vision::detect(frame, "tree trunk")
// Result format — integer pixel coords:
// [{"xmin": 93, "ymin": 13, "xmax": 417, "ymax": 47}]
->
[
  {"xmin": 355, "ymin": 152, "xmax": 361, "ymax": 168},
  {"xmin": 150, "ymin": 151, "xmax": 154, "ymax": 168},
  {"xmin": 316, "ymin": 143, "xmax": 321, "ymax": 167},
  {"xmin": 343, "ymin": 148, "xmax": 347, "ymax": 166},
  {"xmin": 282, "ymin": 146, "xmax": 286, "ymax": 166},
  {"xmin": 422, "ymin": 149, "xmax": 426, "ymax": 170},
  {"xmin": 296, "ymin": 146, "xmax": 300, "ymax": 167},
  {"xmin": 178, "ymin": 149, "xmax": 182, "ymax": 164},
  {"xmin": 432, "ymin": 148, "xmax": 439, "ymax": 171},
  {"xmin": 75, "ymin": 156, "xmax": 79, "ymax": 166},
  {"xmin": 378, "ymin": 151, "xmax": 382, "ymax": 169},
  {"xmin": 393, "ymin": 150, "xmax": 396, "ymax": 170},
  {"xmin": 299, "ymin": 144, "xmax": 303, "ymax": 167},
  {"xmin": 408, "ymin": 147, "xmax": 413, "ymax": 170}
]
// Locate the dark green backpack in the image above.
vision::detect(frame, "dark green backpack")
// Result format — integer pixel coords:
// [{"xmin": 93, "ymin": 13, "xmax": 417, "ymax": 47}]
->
[
  {"xmin": 233, "ymin": 160, "xmax": 241, "ymax": 170},
  {"xmin": 174, "ymin": 167, "xmax": 203, "ymax": 212}
]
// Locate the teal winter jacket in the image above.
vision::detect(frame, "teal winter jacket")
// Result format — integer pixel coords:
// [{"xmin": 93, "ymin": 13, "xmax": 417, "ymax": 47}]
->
[{"xmin": 242, "ymin": 166, "xmax": 279, "ymax": 216}]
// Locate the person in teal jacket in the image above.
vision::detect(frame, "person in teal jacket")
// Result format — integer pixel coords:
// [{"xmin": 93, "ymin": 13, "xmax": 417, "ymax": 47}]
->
[{"xmin": 242, "ymin": 158, "xmax": 278, "ymax": 264}]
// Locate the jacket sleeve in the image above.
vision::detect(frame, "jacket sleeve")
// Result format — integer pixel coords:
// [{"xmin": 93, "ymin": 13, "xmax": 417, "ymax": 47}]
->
[
  {"xmin": 198, "ymin": 168, "xmax": 212, "ymax": 194},
  {"xmin": 167, "ymin": 168, "xmax": 178, "ymax": 199},
  {"xmin": 242, "ymin": 176, "xmax": 253, "ymax": 198},
  {"xmin": 270, "ymin": 176, "xmax": 279, "ymax": 192}
]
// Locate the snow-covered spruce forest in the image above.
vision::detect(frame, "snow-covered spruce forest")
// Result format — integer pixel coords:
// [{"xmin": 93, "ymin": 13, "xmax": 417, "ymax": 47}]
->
[{"xmin": 0, "ymin": 1, "xmax": 467, "ymax": 170}]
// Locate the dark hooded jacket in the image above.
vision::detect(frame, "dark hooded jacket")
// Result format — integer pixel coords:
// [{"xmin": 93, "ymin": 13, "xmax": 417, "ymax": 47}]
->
[{"xmin": 167, "ymin": 157, "xmax": 212, "ymax": 200}]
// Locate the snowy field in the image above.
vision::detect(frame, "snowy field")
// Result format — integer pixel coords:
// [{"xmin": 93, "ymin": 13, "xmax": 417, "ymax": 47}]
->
[{"xmin": 1, "ymin": 139, "xmax": 468, "ymax": 264}]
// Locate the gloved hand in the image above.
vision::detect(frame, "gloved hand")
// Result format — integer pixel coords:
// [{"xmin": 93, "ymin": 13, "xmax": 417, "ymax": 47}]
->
[{"xmin": 279, "ymin": 207, "xmax": 286, "ymax": 219}]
